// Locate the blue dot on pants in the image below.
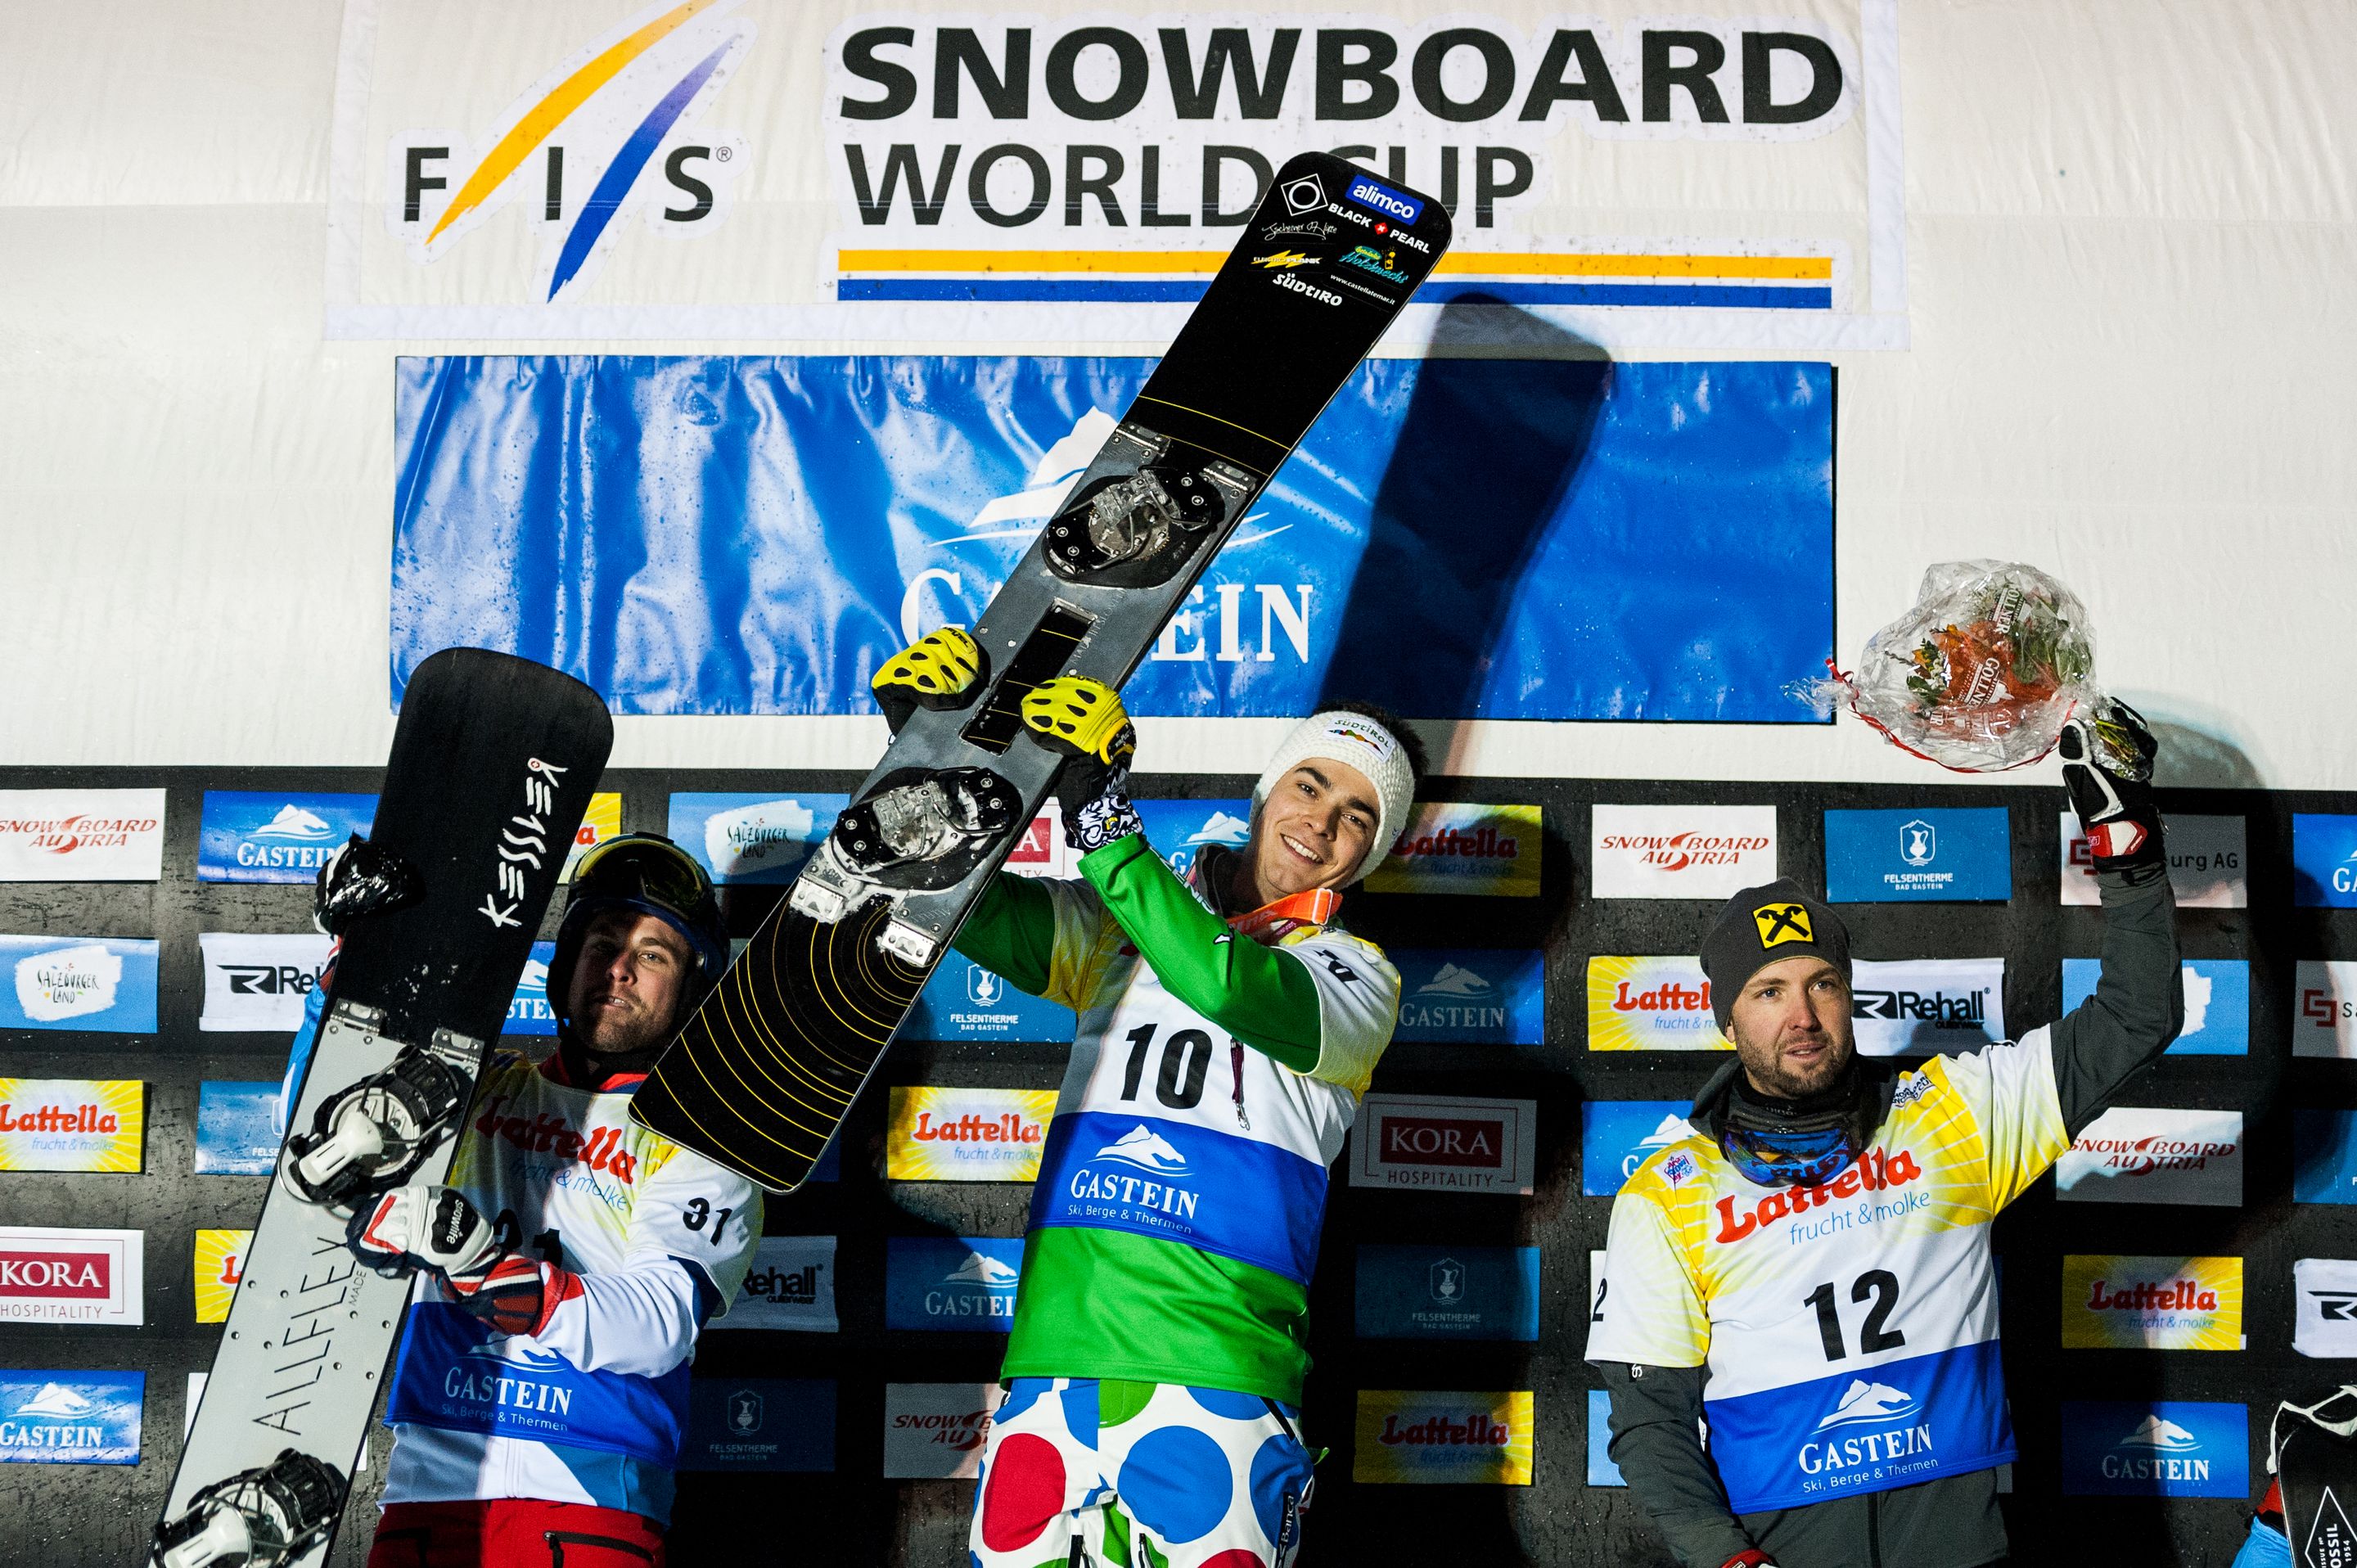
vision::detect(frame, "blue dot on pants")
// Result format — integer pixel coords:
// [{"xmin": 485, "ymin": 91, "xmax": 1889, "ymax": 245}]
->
[
  {"xmin": 1118, "ymin": 1424, "xmax": 1232, "ymax": 1544},
  {"xmin": 1250, "ymin": 1433, "xmax": 1311, "ymax": 1547},
  {"xmin": 1185, "ymin": 1386, "xmax": 1269, "ymax": 1422}
]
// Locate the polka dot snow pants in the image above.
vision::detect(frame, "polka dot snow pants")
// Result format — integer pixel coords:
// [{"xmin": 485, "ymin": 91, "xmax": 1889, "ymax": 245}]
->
[{"xmin": 969, "ymin": 1378, "xmax": 1317, "ymax": 1568}]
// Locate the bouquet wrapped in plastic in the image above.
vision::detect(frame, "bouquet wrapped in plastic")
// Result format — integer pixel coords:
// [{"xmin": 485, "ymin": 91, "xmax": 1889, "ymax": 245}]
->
[{"xmin": 1809, "ymin": 561, "xmax": 2101, "ymax": 773}]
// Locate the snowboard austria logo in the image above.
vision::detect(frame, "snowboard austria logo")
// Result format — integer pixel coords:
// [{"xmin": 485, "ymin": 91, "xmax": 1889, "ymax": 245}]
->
[
  {"xmin": 386, "ymin": 0, "xmax": 752, "ymax": 301},
  {"xmin": 1591, "ymin": 804, "xmax": 1777, "ymax": 899},
  {"xmin": 883, "ymin": 1384, "xmax": 1003, "ymax": 1480},
  {"xmin": 0, "ymin": 789, "xmax": 165, "ymax": 882}
]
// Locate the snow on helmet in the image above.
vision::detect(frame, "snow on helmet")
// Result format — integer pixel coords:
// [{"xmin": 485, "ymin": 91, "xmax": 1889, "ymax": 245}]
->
[{"xmin": 548, "ymin": 833, "xmax": 728, "ymax": 1034}]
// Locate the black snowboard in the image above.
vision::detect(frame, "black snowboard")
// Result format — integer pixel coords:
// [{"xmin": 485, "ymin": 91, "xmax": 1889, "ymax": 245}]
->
[
  {"xmin": 632, "ymin": 151, "xmax": 1450, "ymax": 1192},
  {"xmin": 155, "ymin": 648, "xmax": 611, "ymax": 1568}
]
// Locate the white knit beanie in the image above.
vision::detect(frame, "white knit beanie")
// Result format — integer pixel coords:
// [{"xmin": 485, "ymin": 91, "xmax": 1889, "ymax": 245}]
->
[{"xmin": 1251, "ymin": 710, "xmax": 1417, "ymax": 885}]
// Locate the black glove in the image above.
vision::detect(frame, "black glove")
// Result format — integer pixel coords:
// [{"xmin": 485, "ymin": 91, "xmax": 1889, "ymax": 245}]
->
[
  {"xmin": 312, "ymin": 835, "xmax": 424, "ymax": 936},
  {"xmin": 1021, "ymin": 677, "xmax": 1141, "ymax": 855},
  {"xmin": 2059, "ymin": 699, "xmax": 2164, "ymax": 872}
]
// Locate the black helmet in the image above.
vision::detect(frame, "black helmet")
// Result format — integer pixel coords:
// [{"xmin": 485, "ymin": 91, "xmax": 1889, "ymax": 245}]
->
[{"xmin": 548, "ymin": 834, "xmax": 728, "ymax": 1034}]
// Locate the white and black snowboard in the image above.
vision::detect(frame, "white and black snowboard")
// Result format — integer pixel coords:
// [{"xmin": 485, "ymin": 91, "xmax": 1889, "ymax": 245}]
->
[
  {"xmin": 633, "ymin": 150, "xmax": 1451, "ymax": 1191},
  {"xmin": 153, "ymin": 648, "xmax": 612, "ymax": 1568}
]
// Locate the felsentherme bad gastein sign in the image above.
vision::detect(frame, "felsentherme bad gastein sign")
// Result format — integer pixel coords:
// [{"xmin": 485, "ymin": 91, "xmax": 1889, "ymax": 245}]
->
[{"xmin": 329, "ymin": 0, "xmax": 1905, "ymax": 349}]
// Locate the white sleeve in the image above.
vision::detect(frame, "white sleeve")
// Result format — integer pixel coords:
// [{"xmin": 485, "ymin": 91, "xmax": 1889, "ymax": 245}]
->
[{"xmin": 534, "ymin": 1142, "xmax": 764, "ymax": 1377}]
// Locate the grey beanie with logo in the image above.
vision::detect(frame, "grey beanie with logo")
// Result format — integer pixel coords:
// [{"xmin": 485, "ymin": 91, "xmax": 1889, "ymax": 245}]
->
[{"xmin": 1699, "ymin": 877, "xmax": 1852, "ymax": 1034}]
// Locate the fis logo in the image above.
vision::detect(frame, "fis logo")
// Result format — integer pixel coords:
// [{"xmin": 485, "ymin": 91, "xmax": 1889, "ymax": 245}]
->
[
  {"xmin": 1753, "ymin": 902, "xmax": 1814, "ymax": 948},
  {"xmin": 393, "ymin": 0, "xmax": 750, "ymax": 300},
  {"xmin": 1252, "ymin": 250, "xmax": 1318, "ymax": 270}
]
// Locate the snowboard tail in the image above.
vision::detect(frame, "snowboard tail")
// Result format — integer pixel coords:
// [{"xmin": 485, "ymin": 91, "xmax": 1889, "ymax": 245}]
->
[
  {"xmin": 155, "ymin": 649, "xmax": 612, "ymax": 1568},
  {"xmin": 634, "ymin": 151, "xmax": 1450, "ymax": 1192}
]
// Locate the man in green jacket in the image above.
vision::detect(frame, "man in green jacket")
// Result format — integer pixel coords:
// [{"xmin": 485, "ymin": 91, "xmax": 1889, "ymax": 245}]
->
[{"xmin": 871, "ymin": 630, "xmax": 1420, "ymax": 1568}]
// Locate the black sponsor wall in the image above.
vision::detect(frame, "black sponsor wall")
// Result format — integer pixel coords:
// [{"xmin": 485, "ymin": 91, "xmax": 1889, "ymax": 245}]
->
[{"xmin": 0, "ymin": 764, "xmax": 2332, "ymax": 1567}]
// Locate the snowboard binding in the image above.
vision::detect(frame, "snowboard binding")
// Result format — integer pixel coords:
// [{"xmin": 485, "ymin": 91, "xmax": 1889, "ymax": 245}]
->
[
  {"xmin": 1044, "ymin": 441, "xmax": 1246, "ymax": 589},
  {"xmin": 280, "ymin": 1011, "xmax": 480, "ymax": 1210},
  {"xmin": 151, "ymin": 1449, "xmax": 344, "ymax": 1568},
  {"xmin": 790, "ymin": 767, "xmax": 1023, "ymax": 953}
]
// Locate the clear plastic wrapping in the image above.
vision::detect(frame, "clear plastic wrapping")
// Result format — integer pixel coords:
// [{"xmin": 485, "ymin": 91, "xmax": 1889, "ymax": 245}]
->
[{"xmin": 1805, "ymin": 560, "xmax": 2101, "ymax": 773}]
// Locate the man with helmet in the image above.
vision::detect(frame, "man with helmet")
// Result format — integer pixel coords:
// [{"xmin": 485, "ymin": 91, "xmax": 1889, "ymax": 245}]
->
[
  {"xmin": 277, "ymin": 834, "xmax": 761, "ymax": 1568},
  {"xmin": 1587, "ymin": 705, "xmax": 2186, "ymax": 1568},
  {"xmin": 867, "ymin": 629, "xmax": 1423, "ymax": 1568}
]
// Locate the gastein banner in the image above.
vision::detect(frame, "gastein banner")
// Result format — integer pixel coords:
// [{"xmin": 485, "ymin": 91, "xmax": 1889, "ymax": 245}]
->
[
  {"xmin": 328, "ymin": 1, "xmax": 1907, "ymax": 351},
  {"xmin": 391, "ymin": 355, "xmax": 1833, "ymax": 721}
]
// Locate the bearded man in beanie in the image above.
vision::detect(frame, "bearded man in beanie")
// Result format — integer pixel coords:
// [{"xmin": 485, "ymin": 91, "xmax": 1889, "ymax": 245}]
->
[
  {"xmin": 865, "ymin": 631, "xmax": 1422, "ymax": 1568},
  {"xmin": 1588, "ymin": 705, "xmax": 2184, "ymax": 1568}
]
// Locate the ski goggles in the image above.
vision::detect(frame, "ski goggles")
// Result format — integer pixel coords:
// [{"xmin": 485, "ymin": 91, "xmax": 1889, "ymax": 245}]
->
[
  {"xmin": 1717, "ymin": 1120, "xmax": 1859, "ymax": 1189},
  {"xmin": 573, "ymin": 836, "xmax": 712, "ymax": 915}
]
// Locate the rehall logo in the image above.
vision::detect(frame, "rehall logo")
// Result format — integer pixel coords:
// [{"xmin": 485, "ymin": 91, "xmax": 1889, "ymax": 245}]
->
[{"xmin": 391, "ymin": 0, "xmax": 750, "ymax": 300}]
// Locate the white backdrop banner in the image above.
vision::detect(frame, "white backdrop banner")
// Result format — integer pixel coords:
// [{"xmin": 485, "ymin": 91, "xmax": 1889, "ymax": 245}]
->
[{"xmin": 327, "ymin": 0, "xmax": 1908, "ymax": 349}]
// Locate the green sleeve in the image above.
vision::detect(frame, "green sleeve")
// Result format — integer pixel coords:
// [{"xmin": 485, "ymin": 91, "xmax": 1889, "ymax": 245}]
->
[
  {"xmin": 1076, "ymin": 836, "xmax": 1323, "ymax": 1073},
  {"xmin": 949, "ymin": 872, "xmax": 1057, "ymax": 998}
]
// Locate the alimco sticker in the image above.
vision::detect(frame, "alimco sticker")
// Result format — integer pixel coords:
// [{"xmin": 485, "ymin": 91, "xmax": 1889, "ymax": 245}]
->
[
  {"xmin": 0, "ymin": 789, "xmax": 164, "ymax": 882},
  {"xmin": 2061, "ymin": 1255, "xmax": 2244, "ymax": 1350},
  {"xmin": 0, "ymin": 1228, "xmax": 143, "ymax": 1327},
  {"xmin": 0, "ymin": 1370, "xmax": 143, "ymax": 1465},
  {"xmin": 1585, "ymin": 957, "xmax": 1728, "ymax": 1051},
  {"xmin": 192, "ymin": 1230, "xmax": 252, "ymax": 1326},
  {"xmin": 885, "ymin": 1086, "xmax": 1056, "ymax": 1182},
  {"xmin": 0, "ymin": 936, "xmax": 158, "ymax": 1034},
  {"xmin": 882, "ymin": 1383, "xmax": 1003, "ymax": 1480},
  {"xmin": 1362, "ymin": 804, "xmax": 1542, "ymax": 898},
  {"xmin": 1350, "ymin": 1093, "xmax": 1535, "ymax": 1195},
  {"xmin": 1590, "ymin": 804, "xmax": 1775, "ymax": 899},
  {"xmin": 0, "ymin": 1079, "xmax": 145, "ymax": 1174},
  {"xmin": 1353, "ymin": 1390, "xmax": 1534, "ymax": 1485},
  {"xmin": 2054, "ymin": 1108, "xmax": 2243, "ymax": 1208}
]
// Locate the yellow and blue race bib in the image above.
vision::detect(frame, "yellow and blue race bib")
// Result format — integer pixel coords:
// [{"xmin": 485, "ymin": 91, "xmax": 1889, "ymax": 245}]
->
[{"xmin": 1586, "ymin": 1032, "xmax": 2071, "ymax": 1514}]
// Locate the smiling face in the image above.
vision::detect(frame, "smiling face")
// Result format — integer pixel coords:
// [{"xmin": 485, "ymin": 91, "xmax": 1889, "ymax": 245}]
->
[
  {"xmin": 1727, "ymin": 955, "xmax": 1856, "ymax": 1098},
  {"xmin": 566, "ymin": 908, "xmax": 694, "ymax": 1056},
  {"xmin": 1239, "ymin": 760, "xmax": 1382, "ymax": 906}
]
